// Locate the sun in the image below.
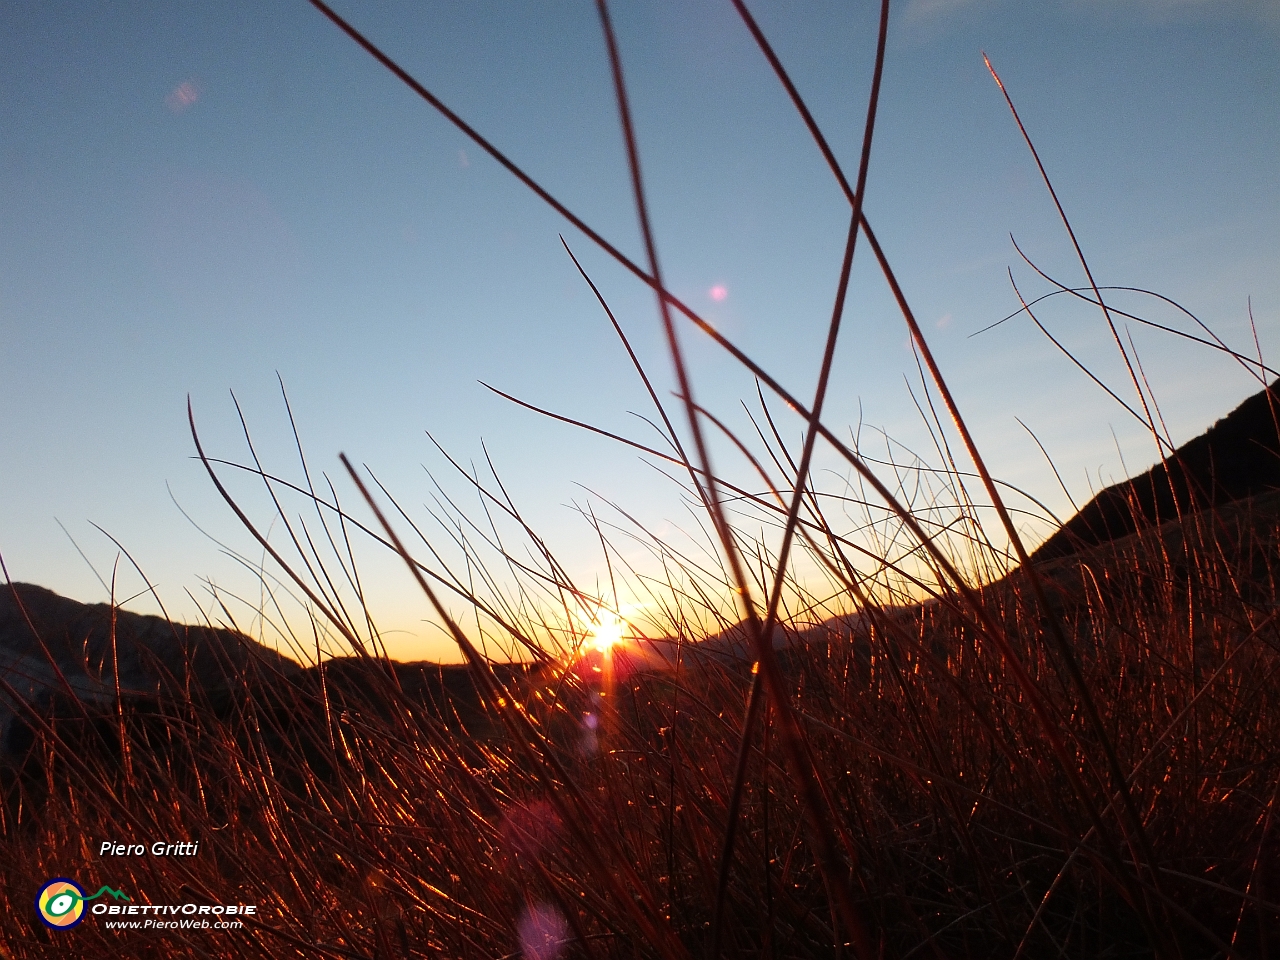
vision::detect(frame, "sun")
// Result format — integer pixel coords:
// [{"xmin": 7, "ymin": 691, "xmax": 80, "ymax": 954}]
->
[{"xmin": 586, "ymin": 611, "xmax": 626, "ymax": 654}]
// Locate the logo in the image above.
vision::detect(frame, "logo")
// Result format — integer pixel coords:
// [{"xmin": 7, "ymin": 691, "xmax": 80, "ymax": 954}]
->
[{"xmin": 35, "ymin": 878, "xmax": 130, "ymax": 930}]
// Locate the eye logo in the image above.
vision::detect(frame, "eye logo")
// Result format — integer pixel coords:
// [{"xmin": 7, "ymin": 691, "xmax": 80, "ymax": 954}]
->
[
  {"xmin": 35, "ymin": 878, "xmax": 131, "ymax": 930},
  {"xmin": 36, "ymin": 879, "xmax": 85, "ymax": 929}
]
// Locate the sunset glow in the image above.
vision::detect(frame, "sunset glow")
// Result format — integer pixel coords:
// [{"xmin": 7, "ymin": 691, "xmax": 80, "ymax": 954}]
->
[
  {"xmin": 585, "ymin": 610, "xmax": 626, "ymax": 653},
  {"xmin": 2, "ymin": 5, "xmax": 1277, "ymax": 953}
]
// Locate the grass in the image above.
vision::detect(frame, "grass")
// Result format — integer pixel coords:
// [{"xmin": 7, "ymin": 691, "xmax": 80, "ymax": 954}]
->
[{"xmin": 3, "ymin": 1, "xmax": 1279, "ymax": 957}]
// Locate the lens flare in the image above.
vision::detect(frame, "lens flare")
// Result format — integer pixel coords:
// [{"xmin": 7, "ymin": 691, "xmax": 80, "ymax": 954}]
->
[
  {"xmin": 165, "ymin": 80, "xmax": 200, "ymax": 113},
  {"xmin": 587, "ymin": 611, "xmax": 625, "ymax": 653}
]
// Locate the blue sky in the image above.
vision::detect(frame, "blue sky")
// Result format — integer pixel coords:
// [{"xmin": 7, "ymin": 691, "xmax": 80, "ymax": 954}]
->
[{"xmin": 3, "ymin": 0, "xmax": 1278, "ymax": 661}]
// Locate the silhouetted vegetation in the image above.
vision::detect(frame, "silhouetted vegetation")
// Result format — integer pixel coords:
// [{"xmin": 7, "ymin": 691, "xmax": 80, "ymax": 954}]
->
[{"xmin": 3, "ymin": 2, "xmax": 1278, "ymax": 957}]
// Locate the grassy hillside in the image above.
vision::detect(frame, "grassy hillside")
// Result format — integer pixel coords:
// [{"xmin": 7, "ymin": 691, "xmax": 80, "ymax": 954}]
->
[
  {"xmin": 4, "ymin": 484, "xmax": 1279, "ymax": 957},
  {"xmin": 1032, "ymin": 380, "xmax": 1280, "ymax": 562}
]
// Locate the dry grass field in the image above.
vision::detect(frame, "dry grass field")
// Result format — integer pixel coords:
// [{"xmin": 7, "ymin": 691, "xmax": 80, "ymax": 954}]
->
[{"xmin": 3, "ymin": 2, "xmax": 1278, "ymax": 957}]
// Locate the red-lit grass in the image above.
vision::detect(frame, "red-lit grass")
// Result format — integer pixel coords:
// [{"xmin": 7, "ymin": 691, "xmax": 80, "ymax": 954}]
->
[{"xmin": 4, "ymin": 469, "xmax": 1280, "ymax": 959}]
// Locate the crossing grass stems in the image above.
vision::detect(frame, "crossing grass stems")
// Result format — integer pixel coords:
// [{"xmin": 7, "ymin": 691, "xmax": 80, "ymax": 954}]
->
[{"xmin": 3, "ymin": 2, "xmax": 1279, "ymax": 957}]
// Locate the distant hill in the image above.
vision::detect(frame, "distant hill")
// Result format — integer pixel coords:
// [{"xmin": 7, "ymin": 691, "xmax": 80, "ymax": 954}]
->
[
  {"xmin": 8, "ymin": 379, "xmax": 1280, "ymax": 763},
  {"xmin": 1031, "ymin": 379, "xmax": 1280, "ymax": 562},
  {"xmin": 0, "ymin": 582, "xmax": 299, "ymax": 743},
  {"xmin": 0, "ymin": 581, "xmax": 555, "ymax": 767},
  {"xmin": 277, "ymin": 655, "xmax": 542, "ymax": 732}
]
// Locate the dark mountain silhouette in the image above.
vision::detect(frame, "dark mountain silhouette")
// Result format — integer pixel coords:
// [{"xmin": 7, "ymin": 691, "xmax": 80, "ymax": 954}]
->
[
  {"xmin": 0, "ymin": 581, "xmax": 299, "ymax": 742},
  {"xmin": 8, "ymin": 378, "xmax": 1280, "ymax": 780},
  {"xmin": 1031, "ymin": 379, "xmax": 1280, "ymax": 562},
  {"xmin": 276, "ymin": 655, "xmax": 541, "ymax": 731},
  {"xmin": 0, "ymin": 593, "xmax": 545, "ymax": 810},
  {"xmin": 0, "ymin": 581, "xmax": 549, "ymax": 774}
]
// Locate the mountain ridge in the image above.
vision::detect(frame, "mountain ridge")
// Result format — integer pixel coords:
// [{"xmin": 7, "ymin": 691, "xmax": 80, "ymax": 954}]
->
[
  {"xmin": 1031, "ymin": 378, "xmax": 1280, "ymax": 562},
  {"xmin": 7, "ymin": 379, "xmax": 1280, "ymax": 734}
]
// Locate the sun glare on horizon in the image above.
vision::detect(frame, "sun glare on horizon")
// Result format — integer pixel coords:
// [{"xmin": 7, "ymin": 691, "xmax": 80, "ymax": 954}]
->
[{"xmin": 585, "ymin": 610, "xmax": 627, "ymax": 654}]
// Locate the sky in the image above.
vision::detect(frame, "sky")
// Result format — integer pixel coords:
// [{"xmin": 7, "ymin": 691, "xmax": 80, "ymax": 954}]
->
[{"xmin": 3, "ymin": 0, "xmax": 1278, "ymax": 662}]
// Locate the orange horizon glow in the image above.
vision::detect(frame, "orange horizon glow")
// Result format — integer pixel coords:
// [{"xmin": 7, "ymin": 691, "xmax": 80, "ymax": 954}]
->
[{"xmin": 585, "ymin": 610, "xmax": 627, "ymax": 654}]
